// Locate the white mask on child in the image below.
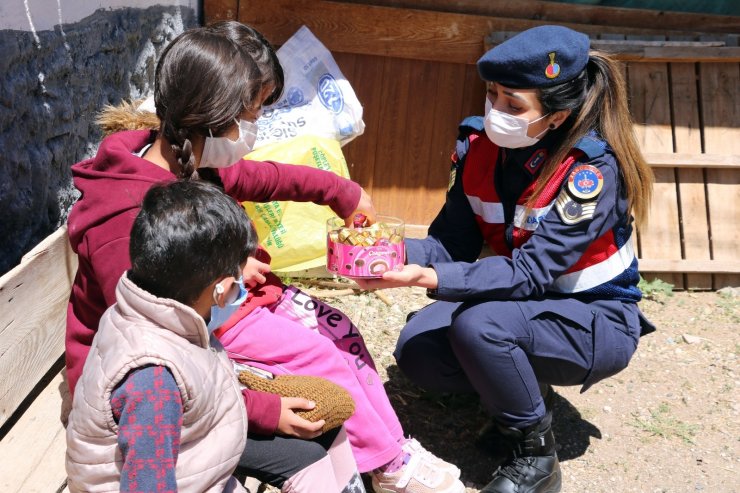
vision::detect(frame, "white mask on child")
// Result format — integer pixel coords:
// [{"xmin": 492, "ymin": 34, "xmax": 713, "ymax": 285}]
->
[
  {"xmin": 200, "ymin": 119, "xmax": 258, "ymax": 169},
  {"xmin": 207, "ymin": 277, "xmax": 248, "ymax": 333},
  {"xmin": 484, "ymin": 99, "xmax": 550, "ymax": 149}
]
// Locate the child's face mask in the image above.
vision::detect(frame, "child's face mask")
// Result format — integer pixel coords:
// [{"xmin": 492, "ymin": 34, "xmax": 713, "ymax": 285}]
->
[
  {"xmin": 206, "ymin": 276, "xmax": 248, "ymax": 333},
  {"xmin": 483, "ymin": 98, "xmax": 549, "ymax": 149},
  {"xmin": 199, "ymin": 119, "xmax": 258, "ymax": 169}
]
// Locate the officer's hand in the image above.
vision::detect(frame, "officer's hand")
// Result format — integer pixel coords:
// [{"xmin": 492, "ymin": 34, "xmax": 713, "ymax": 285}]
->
[
  {"xmin": 276, "ymin": 397, "xmax": 325, "ymax": 439},
  {"xmin": 354, "ymin": 264, "xmax": 438, "ymax": 290},
  {"xmin": 242, "ymin": 256, "xmax": 270, "ymax": 289}
]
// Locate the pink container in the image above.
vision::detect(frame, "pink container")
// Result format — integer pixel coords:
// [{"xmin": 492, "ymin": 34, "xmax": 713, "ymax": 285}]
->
[{"xmin": 326, "ymin": 216, "xmax": 405, "ymax": 278}]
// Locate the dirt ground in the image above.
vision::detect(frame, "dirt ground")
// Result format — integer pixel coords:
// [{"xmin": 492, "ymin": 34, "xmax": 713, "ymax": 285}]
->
[{"xmin": 295, "ymin": 280, "xmax": 739, "ymax": 493}]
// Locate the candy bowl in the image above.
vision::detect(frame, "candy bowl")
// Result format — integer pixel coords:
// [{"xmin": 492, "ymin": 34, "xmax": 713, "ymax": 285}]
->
[{"xmin": 326, "ymin": 216, "xmax": 405, "ymax": 278}]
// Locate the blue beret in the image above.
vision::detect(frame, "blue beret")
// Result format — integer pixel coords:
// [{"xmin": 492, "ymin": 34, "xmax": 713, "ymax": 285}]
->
[{"xmin": 478, "ymin": 25, "xmax": 590, "ymax": 88}]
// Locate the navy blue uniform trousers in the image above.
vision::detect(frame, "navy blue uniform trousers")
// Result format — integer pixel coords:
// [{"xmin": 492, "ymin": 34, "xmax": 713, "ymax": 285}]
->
[{"xmin": 394, "ymin": 296, "xmax": 642, "ymax": 428}]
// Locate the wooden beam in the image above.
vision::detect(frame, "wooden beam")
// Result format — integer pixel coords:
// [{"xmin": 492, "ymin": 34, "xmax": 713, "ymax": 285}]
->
[
  {"xmin": 644, "ymin": 152, "xmax": 740, "ymax": 168},
  {"xmin": 338, "ymin": 0, "xmax": 740, "ymax": 35},
  {"xmin": 639, "ymin": 259, "xmax": 740, "ymax": 274},
  {"xmin": 238, "ymin": 0, "xmax": 732, "ymax": 65},
  {"xmin": 0, "ymin": 370, "xmax": 69, "ymax": 493},
  {"xmin": 594, "ymin": 45, "xmax": 740, "ymax": 63},
  {"xmin": 0, "ymin": 227, "xmax": 76, "ymax": 428},
  {"xmin": 486, "ymin": 35, "xmax": 740, "ymax": 62}
]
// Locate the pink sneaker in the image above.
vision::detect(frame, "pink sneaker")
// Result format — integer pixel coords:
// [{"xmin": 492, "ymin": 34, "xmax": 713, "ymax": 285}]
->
[
  {"xmin": 370, "ymin": 453, "xmax": 465, "ymax": 493},
  {"xmin": 401, "ymin": 437, "xmax": 461, "ymax": 480}
]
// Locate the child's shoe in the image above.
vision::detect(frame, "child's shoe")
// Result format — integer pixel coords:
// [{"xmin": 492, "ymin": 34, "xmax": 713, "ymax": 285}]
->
[
  {"xmin": 400, "ymin": 437, "xmax": 461, "ymax": 479},
  {"xmin": 370, "ymin": 453, "xmax": 465, "ymax": 493}
]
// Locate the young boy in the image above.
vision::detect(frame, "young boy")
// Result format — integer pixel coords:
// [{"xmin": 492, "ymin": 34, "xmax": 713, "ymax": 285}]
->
[{"xmin": 66, "ymin": 180, "xmax": 260, "ymax": 492}]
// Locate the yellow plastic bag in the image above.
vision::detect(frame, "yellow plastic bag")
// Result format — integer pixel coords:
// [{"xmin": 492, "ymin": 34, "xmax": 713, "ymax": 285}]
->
[{"xmin": 242, "ymin": 135, "xmax": 351, "ymax": 272}]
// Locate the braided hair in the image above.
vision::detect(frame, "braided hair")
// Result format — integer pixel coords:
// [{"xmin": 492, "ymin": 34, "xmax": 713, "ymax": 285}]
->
[{"xmin": 153, "ymin": 23, "xmax": 263, "ymax": 183}]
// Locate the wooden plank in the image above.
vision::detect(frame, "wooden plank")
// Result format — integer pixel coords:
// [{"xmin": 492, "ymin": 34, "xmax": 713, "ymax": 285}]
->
[
  {"xmin": 486, "ymin": 34, "xmax": 740, "ymax": 62},
  {"xmin": 670, "ymin": 62, "xmax": 712, "ymax": 289},
  {"xmin": 203, "ymin": 0, "xmax": 239, "ymax": 24},
  {"xmin": 236, "ymin": 0, "xmax": 714, "ymax": 66},
  {"xmin": 700, "ymin": 62, "xmax": 740, "ymax": 288},
  {"xmin": 644, "ymin": 152, "xmax": 740, "ymax": 168},
  {"xmin": 627, "ymin": 61, "xmax": 684, "ymax": 289},
  {"xmin": 421, "ymin": 61, "xmax": 468, "ymax": 224},
  {"xmin": 238, "ymin": 0, "xmax": 486, "ymax": 64},
  {"xmin": 598, "ymin": 46, "xmax": 740, "ymax": 63},
  {"xmin": 339, "ymin": 54, "xmax": 386, "ymax": 193},
  {"xmin": 459, "ymin": 63, "xmax": 487, "ymax": 122},
  {"xmin": 0, "ymin": 370, "xmax": 69, "ymax": 493},
  {"xmin": 336, "ymin": 0, "xmax": 740, "ymax": 35},
  {"xmin": 0, "ymin": 227, "xmax": 76, "ymax": 427},
  {"xmin": 638, "ymin": 259, "xmax": 740, "ymax": 274},
  {"xmin": 372, "ymin": 57, "xmax": 420, "ymax": 221}
]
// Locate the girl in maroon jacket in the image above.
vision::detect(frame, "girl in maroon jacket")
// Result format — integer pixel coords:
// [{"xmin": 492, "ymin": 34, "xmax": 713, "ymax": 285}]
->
[{"xmin": 66, "ymin": 21, "xmax": 462, "ymax": 493}]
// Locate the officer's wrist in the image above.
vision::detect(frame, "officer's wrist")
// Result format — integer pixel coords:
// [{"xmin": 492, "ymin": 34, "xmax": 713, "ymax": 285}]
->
[{"xmin": 420, "ymin": 266, "xmax": 439, "ymax": 290}]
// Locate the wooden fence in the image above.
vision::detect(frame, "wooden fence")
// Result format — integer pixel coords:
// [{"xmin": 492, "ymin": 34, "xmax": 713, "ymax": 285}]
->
[{"xmin": 206, "ymin": 0, "xmax": 739, "ymax": 289}]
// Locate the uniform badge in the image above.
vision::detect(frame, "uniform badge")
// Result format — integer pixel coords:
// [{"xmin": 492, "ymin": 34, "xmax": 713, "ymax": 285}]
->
[
  {"xmin": 567, "ymin": 164, "xmax": 604, "ymax": 201},
  {"xmin": 524, "ymin": 149, "xmax": 548, "ymax": 175},
  {"xmin": 545, "ymin": 52, "xmax": 560, "ymax": 79},
  {"xmin": 556, "ymin": 189, "xmax": 596, "ymax": 225}
]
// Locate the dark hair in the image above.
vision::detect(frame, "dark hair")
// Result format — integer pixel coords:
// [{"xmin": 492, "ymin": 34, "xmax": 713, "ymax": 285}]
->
[
  {"xmin": 154, "ymin": 22, "xmax": 264, "ymax": 180},
  {"xmin": 209, "ymin": 21, "xmax": 285, "ymax": 106},
  {"xmin": 129, "ymin": 180, "xmax": 258, "ymax": 305},
  {"xmin": 532, "ymin": 51, "xmax": 653, "ymax": 227}
]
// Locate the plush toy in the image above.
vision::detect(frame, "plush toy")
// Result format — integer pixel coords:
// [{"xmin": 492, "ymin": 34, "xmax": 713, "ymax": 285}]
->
[{"xmin": 238, "ymin": 370, "xmax": 355, "ymax": 433}]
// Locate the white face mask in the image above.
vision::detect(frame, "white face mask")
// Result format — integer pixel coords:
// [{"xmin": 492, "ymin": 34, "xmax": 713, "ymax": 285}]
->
[
  {"xmin": 200, "ymin": 119, "xmax": 258, "ymax": 169},
  {"xmin": 483, "ymin": 99, "xmax": 550, "ymax": 149}
]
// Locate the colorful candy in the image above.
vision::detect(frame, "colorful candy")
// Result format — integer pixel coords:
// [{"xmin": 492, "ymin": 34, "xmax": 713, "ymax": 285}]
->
[{"xmin": 326, "ymin": 216, "xmax": 405, "ymax": 278}]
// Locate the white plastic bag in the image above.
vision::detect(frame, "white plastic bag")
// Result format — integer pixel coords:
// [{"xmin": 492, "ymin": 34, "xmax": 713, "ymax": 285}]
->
[{"xmin": 255, "ymin": 26, "xmax": 365, "ymax": 148}]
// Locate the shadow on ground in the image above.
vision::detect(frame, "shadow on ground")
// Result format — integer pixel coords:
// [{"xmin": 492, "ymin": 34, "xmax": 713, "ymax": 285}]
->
[{"xmin": 383, "ymin": 365, "xmax": 602, "ymax": 488}]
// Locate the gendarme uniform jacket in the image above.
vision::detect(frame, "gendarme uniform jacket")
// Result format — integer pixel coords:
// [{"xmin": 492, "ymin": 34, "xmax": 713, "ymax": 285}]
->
[
  {"xmin": 405, "ymin": 117, "xmax": 654, "ymax": 391},
  {"xmin": 407, "ymin": 116, "xmax": 644, "ymax": 305}
]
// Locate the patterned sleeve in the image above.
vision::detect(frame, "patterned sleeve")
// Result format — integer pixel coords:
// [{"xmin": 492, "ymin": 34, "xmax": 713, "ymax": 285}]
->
[{"xmin": 111, "ymin": 365, "xmax": 183, "ymax": 493}]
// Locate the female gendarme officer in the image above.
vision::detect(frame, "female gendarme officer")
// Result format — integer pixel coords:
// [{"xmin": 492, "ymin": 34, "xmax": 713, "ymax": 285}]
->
[{"xmin": 358, "ymin": 25, "xmax": 656, "ymax": 493}]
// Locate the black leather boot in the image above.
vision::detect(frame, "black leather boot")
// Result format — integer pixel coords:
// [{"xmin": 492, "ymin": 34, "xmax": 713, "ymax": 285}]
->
[
  {"xmin": 475, "ymin": 384, "xmax": 555, "ymax": 462},
  {"xmin": 480, "ymin": 413, "xmax": 561, "ymax": 493}
]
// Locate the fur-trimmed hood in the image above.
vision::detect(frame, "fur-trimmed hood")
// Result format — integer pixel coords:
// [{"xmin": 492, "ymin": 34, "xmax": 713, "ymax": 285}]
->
[{"xmin": 96, "ymin": 99, "xmax": 160, "ymax": 136}]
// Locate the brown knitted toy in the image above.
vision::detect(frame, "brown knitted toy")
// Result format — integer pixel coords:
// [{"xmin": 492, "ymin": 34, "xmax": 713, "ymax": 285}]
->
[{"xmin": 238, "ymin": 371, "xmax": 355, "ymax": 433}]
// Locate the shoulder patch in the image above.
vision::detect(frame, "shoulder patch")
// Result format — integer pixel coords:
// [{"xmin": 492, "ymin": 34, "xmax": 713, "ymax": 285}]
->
[
  {"xmin": 556, "ymin": 188, "xmax": 597, "ymax": 225},
  {"xmin": 567, "ymin": 164, "xmax": 604, "ymax": 201},
  {"xmin": 523, "ymin": 149, "xmax": 548, "ymax": 175}
]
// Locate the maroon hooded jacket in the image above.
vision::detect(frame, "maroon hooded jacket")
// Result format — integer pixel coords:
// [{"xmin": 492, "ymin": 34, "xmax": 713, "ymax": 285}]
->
[{"xmin": 66, "ymin": 130, "xmax": 361, "ymax": 407}]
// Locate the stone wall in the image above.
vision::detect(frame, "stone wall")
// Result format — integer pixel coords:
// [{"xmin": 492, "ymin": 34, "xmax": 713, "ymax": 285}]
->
[{"xmin": 0, "ymin": 5, "xmax": 197, "ymax": 275}]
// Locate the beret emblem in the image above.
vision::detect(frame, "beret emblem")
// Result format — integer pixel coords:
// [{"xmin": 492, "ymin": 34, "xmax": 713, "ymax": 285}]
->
[{"xmin": 545, "ymin": 52, "xmax": 560, "ymax": 79}]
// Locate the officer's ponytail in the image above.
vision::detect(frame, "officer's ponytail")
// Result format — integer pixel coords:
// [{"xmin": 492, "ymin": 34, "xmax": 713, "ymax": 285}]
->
[{"xmin": 531, "ymin": 51, "xmax": 653, "ymax": 228}]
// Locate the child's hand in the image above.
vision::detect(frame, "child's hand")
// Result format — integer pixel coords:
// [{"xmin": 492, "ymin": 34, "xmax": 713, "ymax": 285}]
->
[
  {"xmin": 354, "ymin": 264, "xmax": 438, "ymax": 290},
  {"xmin": 277, "ymin": 397, "xmax": 325, "ymax": 439},
  {"xmin": 345, "ymin": 187, "xmax": 377, "ymax": 226},
  {"xmin": 242, "ymin": 257, "xmax": 271, "ymax": 289}
]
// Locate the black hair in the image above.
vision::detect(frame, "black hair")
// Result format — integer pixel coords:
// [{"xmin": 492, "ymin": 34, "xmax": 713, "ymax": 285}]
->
[
  {"xmin": 154, "ymin": 23, "xmax": 263, "ymax": 180},
  {"xmin": 209, "ymin": 21, "xmax": 285, "ymax": 106},
  {"xmin": 129, "ymin": 180, "xmax": 258, "ymax": 306},
  {"xmin": 538, "ymin": 69, "xmax": 588, "ymax": 127}
]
